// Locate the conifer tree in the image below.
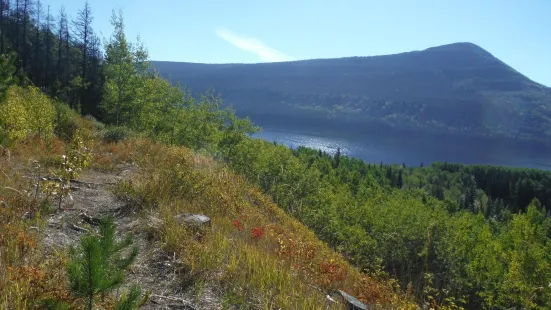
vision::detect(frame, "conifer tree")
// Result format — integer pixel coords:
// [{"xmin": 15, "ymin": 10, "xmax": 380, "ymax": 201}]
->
[
  {"xmin": 73, "ymin": 1, "xmax": 92, "ymax": 83},
  {"xmin": 33, "ymin": 0, "xmax": 42, "ymax": 85},
  {"xmin": 43, "ymin": 4, "xmax": 53, "ymax": 88},
  {"xmin": 19, "ymin": 0, "xmax": 33, "ymax": 70},
  {"xmin": 333, "ymin": 147, "xmax": 341, "ymax": 168},
  {"xmin": 101, "ymin": 10, "xmax": 139, "ymax": 126},
  {"xmin": 0, "ymin": 0, "xmax": 7, "ymax": 54},
  {"xmin": 56, "ymin": 5, "xmax": 69, "ymax": 99},
  {"xmin": 66, "ymin": 217, "xmax": 140, "ymax": 310}
]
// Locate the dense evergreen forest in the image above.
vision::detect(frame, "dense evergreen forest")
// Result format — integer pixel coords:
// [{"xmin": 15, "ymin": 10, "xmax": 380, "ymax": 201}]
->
[{"xmin": 1, "ymin": 1, "xmax": 551, "ymax": 309}]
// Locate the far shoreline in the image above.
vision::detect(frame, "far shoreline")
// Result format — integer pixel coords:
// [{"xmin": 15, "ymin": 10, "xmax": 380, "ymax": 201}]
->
[{"xmin": 252, "ymin": 126, "xmax": 551, "ymax": 171}]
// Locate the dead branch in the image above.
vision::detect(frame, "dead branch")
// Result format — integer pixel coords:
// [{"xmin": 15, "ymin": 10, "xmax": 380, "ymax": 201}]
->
[
  {"xmin": 47, "ymin": 221, "xmax": 62, "ymax": 229},
  {"xmin": 3, "ymin": 186, "xmax": 24, "ymax": 195},
  {"xmin": 42, "ymin": 176, "xmax": 115, "ymax": 186},
  {"xmin": 68, "ymin": 223, "xmax": 90, "ymax": 233},
  {"xmin": 80, "ymin": 212, "xmax": 101, "ymax": 226},
  {"xmin": 116, "ymin": 169, "xmax": 130, "ymax": 176},
  {"xmin": 149, "ymin": 294, "xmax": 194, "ymax": 307}
]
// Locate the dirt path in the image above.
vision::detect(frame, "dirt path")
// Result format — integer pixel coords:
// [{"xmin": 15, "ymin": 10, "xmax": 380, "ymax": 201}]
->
[{"xmin": 42, "ymin": 165, "xmax": 221, "ymax": 310}]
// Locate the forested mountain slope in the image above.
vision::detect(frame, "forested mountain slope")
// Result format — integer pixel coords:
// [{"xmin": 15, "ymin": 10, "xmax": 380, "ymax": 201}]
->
[{"xmin": 153, "ymin": 43, "xmax": 551, "ymax": 142}]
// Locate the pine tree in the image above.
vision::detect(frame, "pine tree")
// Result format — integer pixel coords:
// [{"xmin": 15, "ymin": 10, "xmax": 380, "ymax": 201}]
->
[
  {"xmin": 56, "ymin": 5, "xmax": 68, "ymax": 98},
  {"xmin": 72, "ymin": 1, "xmax": 93, "ymax": 109},
  {"xmin": 101, "ymin": 10, "xmax": 140, "ymax": 126},
  {"xmin": 464, "ymin": 175, "xmax": 477, "ymax": 211},
  {"xmin": 73, "ymin": 1, "xmax": 92, "ymax": 82},
  {"xmin": 0, "ymin": 0, "xmax": 6, "ymax": 54},
  {"xmin": 20, "ymin": 0, "xmax": 33, "ymax": 70},
  {"xmin": 81, "ymin": 31, "xmax": 102, "ymax": 116},
  {"xmin": 14, "ymin": 0, "xmax": 20, "ymax": 60},
  {"xmin": 66, "ymin": 217, "xmax": 140, "ymax": 310},
  {"xmin": 398, "ymin": 169, "xmax": 403, "ymax": 188},
  {"xmin": 43, "ymin": 4, "xmax": 53, "ymax": 88},
  {"xmin": 33, "ymin": 0, "xmax": 41, "ymax": 85},
  {"xmin": 333, "ymin": 147, "xmax": 341, "ymax": 168}
]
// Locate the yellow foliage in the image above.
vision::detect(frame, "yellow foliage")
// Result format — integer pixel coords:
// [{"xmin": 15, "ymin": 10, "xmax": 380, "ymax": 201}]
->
[
  {"xmin": 0, "ymin": 87, "xmax": 28, "ymax": 141},
  {"xmin": 0, "ymin": 86, "xmax": 56, "ymax": 142}
]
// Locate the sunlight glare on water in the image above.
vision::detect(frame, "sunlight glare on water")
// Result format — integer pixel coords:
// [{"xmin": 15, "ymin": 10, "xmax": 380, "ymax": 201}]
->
[{"xmin": 252, "ymin": 129, "xmax": 551, "ymax": 170}]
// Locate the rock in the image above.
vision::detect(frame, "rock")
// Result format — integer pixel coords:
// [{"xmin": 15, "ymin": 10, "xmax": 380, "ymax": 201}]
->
[
  {"xmin": 80, "ymin": 212, "xmax": 101, "ymax": 226},
  {"xmin": 146, "ymin": 215, "xmax": 163, "ymax": 229},
  {"xmin": 47, "ymin": 219, "xmax": 62, "ymax": 229},
  {"xmin": 174, "ymin": 214, "xmax": 211, "ymax": 228},
  {"xmin": 336, "ymin": 290, "xmax": 369, "ymax": 310},
  {"xmin": 326, "ymin": 294, "xmax": 337, "ymax": 308},
  {"xmin": 21, "ymin": 211, "xmax": 33, "ymax": 220}
]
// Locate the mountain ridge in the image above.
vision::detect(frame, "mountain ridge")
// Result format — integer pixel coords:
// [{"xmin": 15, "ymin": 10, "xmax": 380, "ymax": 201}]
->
[{"xmin": 153, "ymin": 42, "xmax": 551, "ymax": 144}]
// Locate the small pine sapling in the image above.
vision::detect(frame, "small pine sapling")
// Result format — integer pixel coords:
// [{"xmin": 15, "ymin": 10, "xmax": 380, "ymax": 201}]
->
[
  {"xmin": 66, "ymin": 217, "xmax": 141, "ymax": 310},
  {"xmin": 115, "ymin": 286, "xmax": 147, "ymax": 310}
]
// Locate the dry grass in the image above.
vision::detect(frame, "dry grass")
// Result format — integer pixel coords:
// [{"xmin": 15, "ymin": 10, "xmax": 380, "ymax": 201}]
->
[
  {"xmin": 0, "ymin": 138, "xmax": 75, "ymax": 309},
  {"xmin": 0, "ymin": 117, "xmax": 106, "ymax": 309},
  {"xmin": 112, "ymin": 138, "xmax": 417, "ymax": 309},
  {"xmin": 0, "ymin": 115, "xmax": 417, "ymax": 309}
]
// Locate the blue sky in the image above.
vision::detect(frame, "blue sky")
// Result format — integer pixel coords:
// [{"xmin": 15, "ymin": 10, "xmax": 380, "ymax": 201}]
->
[{"xmin": 45, "ymin": 0, "xmax": 551, "ymax": 86}]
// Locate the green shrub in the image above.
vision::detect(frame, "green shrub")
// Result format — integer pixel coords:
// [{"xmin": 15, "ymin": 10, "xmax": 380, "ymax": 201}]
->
[
  {"xmin": 103, "ymin": 126, "xmax": 134, "ymax": 143},
  {"xmin": 53, "ymin": 101, "xmax": 78, "ymax": 141},
  {"xmin": 0, "ymin": 85, "xmax": 56, "ymax": 142},
  {"xmin": 84, "ymin": 114, "xmax": 106, "ymax": 131}
]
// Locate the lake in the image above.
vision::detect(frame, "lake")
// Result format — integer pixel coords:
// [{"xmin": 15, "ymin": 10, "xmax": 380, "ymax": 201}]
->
[{"xmin": 253, "ymin": 129, "xmax": 551, "ymax": 170}]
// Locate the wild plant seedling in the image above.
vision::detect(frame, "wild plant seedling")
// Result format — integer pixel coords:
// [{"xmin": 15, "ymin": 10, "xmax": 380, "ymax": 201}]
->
[
  {"xmin": 31, "ymin": 160, "xmax": 41, "ymax": 201},
  {"xmin": 44, "ymin": 130, "xmax": 91, "ymax": 211}
]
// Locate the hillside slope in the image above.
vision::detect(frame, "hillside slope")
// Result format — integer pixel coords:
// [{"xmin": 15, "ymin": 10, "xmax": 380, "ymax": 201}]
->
[
  {"xmin": 153, "ymin": 43, "xmax": 551, "ymax": 141},
  {"xmin": 0, "ymin": 84, "xmax": 412, "ymax": 308}
]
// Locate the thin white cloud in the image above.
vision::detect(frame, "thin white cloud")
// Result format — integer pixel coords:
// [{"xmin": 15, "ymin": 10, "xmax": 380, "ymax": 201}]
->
[{"xmin": 216, "ymin": 28, "xmax": 294, "ymax": 62}]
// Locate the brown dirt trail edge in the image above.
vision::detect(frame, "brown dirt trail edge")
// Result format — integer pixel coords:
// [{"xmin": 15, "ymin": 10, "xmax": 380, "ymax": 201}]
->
[{"xmin": 42, "ymin": 165, "xmax": 221, "ymax": 309}]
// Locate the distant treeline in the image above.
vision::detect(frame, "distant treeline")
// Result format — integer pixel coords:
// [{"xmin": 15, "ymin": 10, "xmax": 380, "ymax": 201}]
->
[{"xmin": 306, "ymin": 150, "xmax": 551, "ymax": 217}]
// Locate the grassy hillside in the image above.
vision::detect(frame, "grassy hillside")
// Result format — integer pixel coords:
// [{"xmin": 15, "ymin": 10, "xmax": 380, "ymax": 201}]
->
[
  {"xmin": 153, "ymin": 43, "xmax": 551, "ymax": 142},
  {"xmin": 0, "ymin": 85, "xmax": 413, "ymax": 309}
]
